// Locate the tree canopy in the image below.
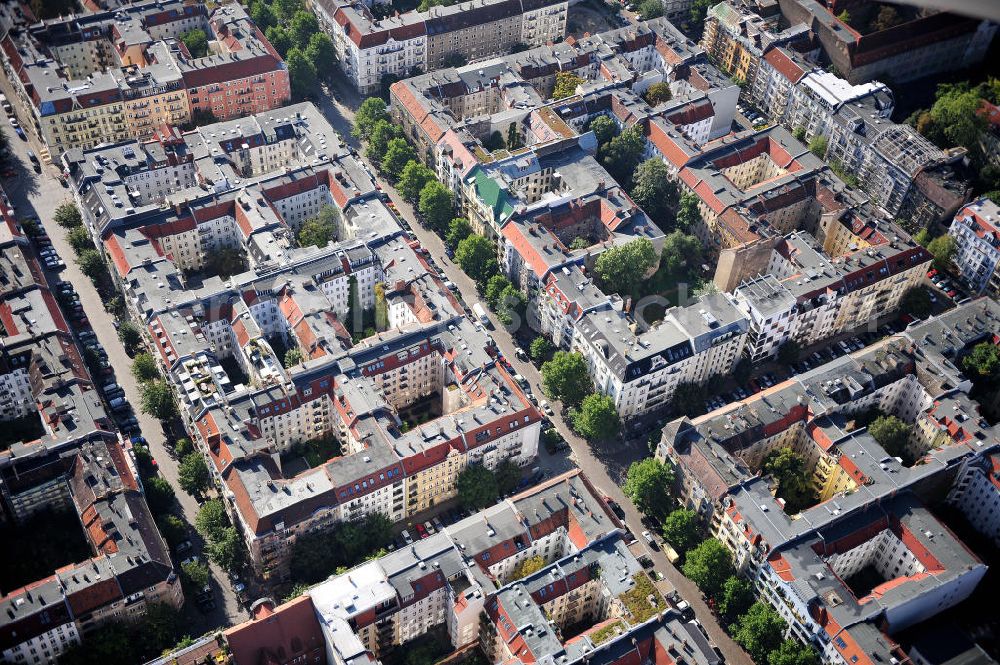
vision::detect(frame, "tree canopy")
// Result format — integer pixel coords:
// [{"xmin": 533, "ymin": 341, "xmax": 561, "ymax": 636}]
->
[
  {"xmin": 630, "ymin": 159, "xmax": 678, "ymax": 229},
  {"xmin": 600, "ymin": 126, "xmax": 646, "ymax": 188},
  {"xmin": 530, "ymin": 337, "xmax": 555, "ymax": 362},
  {"xmin": 963, "ymin": 342, "xmax": 1000, "ymax": 378},
  {"xmin": 418, "ymin": 181, "xmax": 455, "ymax": 233},
  {"xmin": 589, "ymin": 116, "xmax": 619, "ymax": 145},
  {"xmin": 54, "ymin": 202, "xmax": 83, "ymax": 228},
  {"xmin": 354, "ymin": 98, "xmax": 390, "ymax": 140},
  {"xmin": 553, "ymin": 72, "xmax": 585, "ymax": 99},
  {"xmin": 681, "ymin": 538, "xmax": 734, "ymax": 598},
  {"xmin": 140, "ymin": 380, "xmax": 177, "ymax": 421},
  {"xmin": 927, "ymin": 234, "xmax": 957, "ymax": 271},
  {"xmin": 454, "ymin": 235, "xmax": 498, "ymax": 285},
  {"xmin": 398, "ymin": 160, "xmax": 436, "ymax": 201},
  {"xmin": 290, "ymin": 513, "xmax": 393, "ymax": 584},
  {"xmin": 571, "ymin": 394, "xmax": 620, "ymax": 441},
  {"xmin": 777, "ymin": 340, "xmax": 800, "ymax": 366},
  {"xmin": 768, "ymin": 640, "xmax": 820, "ymax": 665},
  {"xmin": 286, "ymin": 47, "xmax": 317, "ymax": 100},
  {"xmin": 297, "ymin": 205, "xmax": 340, "ymax": 248},
  {"xmin": 179, "ymin": 28, "xmax": 208, "ymax": 58},
  {"xmin": 381, "ymin": 138, "xmax": 417, "ymax": 180},
  {"xmin": 195, "ymin": 499, "xmax": 230, "ymax": 542},
  {"xmin": 808, "ymin": 135, "xmax": 828, "ymax": 158},
  {"xmin": 661, "ymin": 508, "xmax": 700, "ymax": 556},
  {"xmin": 117, "ymin": 321, "xmax": 143, "ymax": 356},
  {"xmin": 637, "ymin": 0, "xmax": 664, "ymax": 19},
  {"xmin": 365, "ymin": 119, "xmax": 402, "ymax": 163},
  {"xmin": 445, "ymin": 217, "xmax": 473, "ymax": 250},
  {"xmin": 594, "ymin": 238, "xmax": 658, "ymax": 295},
  {"xmin": 763, "ymin": 447, "xmax": 816, "ymax": 513},
  {"xmin": 717, "ymin": 576, "xmax": 755, "ymax": 623},
  {"xmin": 456, "ymin": 464, "xmax": 499, "ymax": 510},
  {"xmin": 177, "ymin": 452, "xmax": 211, "ymax": 497},
  {"xmin": 732, "ymin": 602, "xmax": 786, "ymax": 664},
  {"xmin": 622, "ymin": 458, "xmax": 675, "ymax": 520},
  {"xmin": 207, "ymin": 526, "xmax": 246, "ymax": 573},
  {"xmin": 659, "ymin": 231, "xmax": 703, "ymax": 284},
  {"xmin": 540, "ymin": 351, "xmax": 592, "ymax": 408},
  {"xmin": 675, "ymin": 192, "xmax": 702, "ymax": 231},
  {"xmin": 868, "ymin": 414, "xmax": 911, "ymax": 458},
  {"xmin": 900, "ymin": 286, "xmax": 932, "ymax": 319}
]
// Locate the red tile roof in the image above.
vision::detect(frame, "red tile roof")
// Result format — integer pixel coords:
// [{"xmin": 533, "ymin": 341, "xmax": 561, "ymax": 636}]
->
[{"xmin": 225, "ymin": 596, "xmax": 328, "ymax": 665}]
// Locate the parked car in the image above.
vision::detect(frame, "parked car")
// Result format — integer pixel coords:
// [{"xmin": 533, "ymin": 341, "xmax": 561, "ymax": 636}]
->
[
  {"xmin": 175, "ymin": 540, "xmax": 193, "ymax": 555},
  {"xmin": 415, "ymin": 523, "xmax": 427, "ymax": 539}
]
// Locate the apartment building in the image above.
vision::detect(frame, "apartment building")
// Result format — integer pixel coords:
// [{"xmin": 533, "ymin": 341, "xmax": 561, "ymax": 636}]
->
[
  {"xmin": 947, "ymin": 453, "xmax": 1000, "ymax": 548},
  {"xmin": 157, "ymin": 470, "xmax": 726, "ymax": 665},
  {"xmin": 702, "ymin": 2, "xmax": 972, "ymax": 227},
  {"xmin": 948, "ymin": 197, "xmax": 1000, "ymax": 297},
  {"xmin": 65, "ymin": 103, "xmax": 541, "ymax": 581},
  {"xmin": 312, "ymin": 0, "xmax": 567, "ymax": 95},
  {"xmin": 0, "ymin": 0, "xmax": 288, "ymax": 161},
  {"xmin": 0, "ymin": 196, "xmax": 181, "ymax": 664},
  {"xmin": 656, "ymin": 297, "xmax": 1000, "ymax": 665}
]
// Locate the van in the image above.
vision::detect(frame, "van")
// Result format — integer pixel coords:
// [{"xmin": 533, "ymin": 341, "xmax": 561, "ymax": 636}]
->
[
  {"xmin": 103, "ymin": 383, "xmax": 119, "ymax": 395},
  {"xmin": 108, "ymin": 397, "xmax": 126, "ymax": 409}
]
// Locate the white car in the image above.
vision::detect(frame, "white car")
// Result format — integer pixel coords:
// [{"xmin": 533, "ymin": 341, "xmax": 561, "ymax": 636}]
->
[{"xmin": 539, "ymin": 400, "xmax": 554, "ymax": 416}]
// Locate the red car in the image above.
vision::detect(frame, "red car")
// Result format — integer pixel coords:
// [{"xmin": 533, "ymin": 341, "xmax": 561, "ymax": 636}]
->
[
  {"xmin": 415, "ymin": 523, "xmax": 428, "ymax": 539},
  {"xmin": 947, "ymin": 289, "xmax": 958, "ymax": 298},
  {"xmin": 926, "ymin": 269, "xmax": 937, "ymax": 278}
]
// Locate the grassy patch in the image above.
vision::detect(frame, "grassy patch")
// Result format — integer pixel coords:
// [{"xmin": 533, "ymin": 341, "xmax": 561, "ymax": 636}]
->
[
  {"xmin": 617, "ymin": 573, "xmax": 664, "ymax": 624},
  {"xmin": 590, "ymin": 619, "xmax": 628, "ymax": 645}
]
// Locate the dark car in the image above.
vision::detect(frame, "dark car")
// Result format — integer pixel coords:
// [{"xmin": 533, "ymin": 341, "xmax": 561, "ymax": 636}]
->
[{"xmin": 605, "ymin": 498, "xmax": 627, "ymax": 521}]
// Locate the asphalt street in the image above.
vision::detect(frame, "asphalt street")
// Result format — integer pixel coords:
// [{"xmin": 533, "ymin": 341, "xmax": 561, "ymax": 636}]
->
[
  {"xmin": 0, "ymin": 80, "xmax": 245, "ymax": 631},
  {"xmin": 314, "ymin": 80, "xmax": 753, "ymax": 665}
]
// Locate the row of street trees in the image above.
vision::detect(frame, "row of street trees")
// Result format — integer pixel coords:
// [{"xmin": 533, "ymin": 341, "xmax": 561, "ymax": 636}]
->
[{"xmin": 540, "ymin": 351, "xmax": 621, "ymax": 442}]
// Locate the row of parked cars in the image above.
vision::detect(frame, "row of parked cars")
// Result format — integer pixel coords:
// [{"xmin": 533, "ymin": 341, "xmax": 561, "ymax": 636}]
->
[
  {"xmin": 703, "ymin": 372, "xmax": 780, "ymax": 412},
  {"xmin": 737, "ymin": 102, "xmax": 765, "ymax": 126},
  {"xmin": 29, "ymin": 222, "xmax": 65, "ymax": 270},
  {"xmin": 927, "ymin": 268, "xmax": 969, "ymax": 304}
]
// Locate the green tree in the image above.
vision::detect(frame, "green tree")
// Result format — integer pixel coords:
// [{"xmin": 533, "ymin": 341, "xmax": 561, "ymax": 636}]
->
[
  {"xmin": 156, "ymin": 514, "xmax": 187, "ymax": 548},
  {"xmin": 540, "ymin": 351, "xmax": 592, "ymax": 408},
  {"xmin": 600, "ymin": 126, "xmax": 645, "ymax": 188},
  {"xmin": 144, "ymin": 603, "xmax": 182, "ymax": 654},
  {"xmin": 570, "ymin": 236, "xmax": 591, "ymax": 250},
  {"xmin": 206, "ymin": 246, "xmax": 246, "ymax": 278},
  {"xmin": 374, "ymin": 283, "xmax": 389, "ymax": 331},
  {"xmin": 571, "ymin": 393, "xmax": 620, "ymax": 441},
  {"xmin": 181, "ymin": 560, "xmax": 210, "ymax": 589},
  {"xmin": 398, "ymin": 160, "xmax": 435, "ymax": 201},
  {"xmin": 963, "ymin": 342, "xmax": 1000, "ymax": 378},
  {"xmin": 144, "ymin": 476, "xmax": 175, "ymax": 515},
  {"xmin": 445, "ymin": 217, "xmax": 473, "ymax": 249},
  {"xmin": 354, "ymin": 97, "xmax": 390, "ymax": 140},
  {"xmin": 510, "ymin": 555, "xmax": 546, "ymax": 579},
  {"xmin": 622, "ymin": 458, "xmax": 675, "ymax": 519},
  {"xmin": 77, "ymin": 249, "xmax": 106, "ymax": 284},
  {"xmin": 140, "ymin": 380, "xmax": 178, "ymax": 421},
  {"xmin": 777, "ymin": 340, "xmax": 800, "ymax": 366},
  {"xmin": 793, "ymin": 126, "xmax": 807, "ymax": 142},
  {"xmin": 637, "ymin": 0, "xmax": 663, "ymax": 20},
  {"xmin": 274, "ymin": 0, "xmax": 305, "ymax": 20},
  {"xmin": 495, "ymin": 460, "xmax": 522, "ymax": 496},
  {"xmin": 808, "ymin": 135, "xmax": 828, "ymax": 158},
  {"xmin": 913, "ymin": 228, "xmax": 931, "ymax": 246},
  {"xmin": 595, "ymin": 237, "xmax": 657, "ymax": 295},
  {"xmin": 366, "ymin": 119, "xmax": 402, "ymax": 163},
  {"xmin": 836, "ymin": 9, "xmax": 851, "ymax": 24},
  {"xmin": 179, "ymin": 28, "xmax": 208, "ymax": 57},
  {"xmin": 456, "ymin": 464, "xmax": 499, "ymax": 510},
  {"xmin": 118, "ymin": 321, "xmax": 143, "ymax": 355},
  {"xmin": 676, "ymin": 192, "xmax": 702, "ymax": 231},
  {"xmin": 66, "ymin": 225, "xmax": 94, "ymax": 253},
  {"xmin": 207, "ymin": 526, "xmax": 246, "ymax": 573},
  {"xmin": 305, "ymin": 32, "xmax": 336, "ymax": 79},
  {"xmin": 418, "ymin": 181, "xmax": 454, "ymax": 232},
  {"xmin": 485, "ymin": 275, "xmax": 513, "ymax": 309},
  {"xmin": 284, "ymin": 347, "xmax": 304, "ymax": 367},
  {"xmin": 589, "ymin": 115, "xmax": 619, "ymax": 145},
  {"xmin": 297, "ymin": 204, "xmax": 340, "ymax": 248},
  {"xmin": 927, "ymin": 234, "xmax": 957, "ymax": 271},
  {"xmin": 732, "ymin": 602, "xmax": 786, "ymax": 664},
  {"xmin": 381, "ymin": 138, "xmax": 417, "ymax": 180},
  {"xmin": 900, "ymin": 286, "xmax": 932, "ymax": 318},
  {"xmin": 530, "ymin": 336, "xmax": 555, "ymax": 362},
  {"xmin": 250, "ymin": 1, "xmax": 277, "ymax": 30},
  {"xmin": 686, "ymin": 0, "xmax": 715, "ymax": 36},
  {"xmin": 659, "ymin": 231, "xmax": 703, "ymax": 283},
  {"xmin": 131, "ymin": 352, "xmax": 159, "ymax": 383},
  {"xmin": 454, "ymin": 235, "xmax": 498, "ymax": 285},
  {"xmin": 631, "ymin": 159, "xmax": 678, "ymax": 228},
  {"xmin": 769, "ymin": 640, "xmax": 820, "ymax": 665},
  {"xmin": 718, "ymin": 576, "xmax": 755, "ymax": 623},
  {"xmin": 290, "ymin": 10, "xmax": 319, "ymax": 47},
  {"xmin": 661, "ymin": 508, "xmax": 700, "ymax": 556},
  {"xmin": 868, "ymin": 414, "xmax": 911, "ymax": 458},
  {"xmin": 496, "ymin": 283, "xmax": 525, "ymax": 327},
  {"xmin": 178, "ymin": 453, "xmax": 211, "ymax": 497},
  {"xmin": 553, "ymin": 71, "xmax": 585, "ymax": 99},
  {"xmin": 195, "ymin": 499, "xmax": 230, "ymax": 542},
  {"xmin": 763, "ymin": 447, "xmax": 816, "ymax": 513},
  {"xmin": 54, "ymin": 202, "xmax": 82, "ymax": 228},
  {"xmin": 174, "ymin": 437, "xmax": 193, "ymax": 458},
  {"xmin": 287, "ymin": 47, "xmax": 318, "ymax": 99},
  {"xmin": 681, "ymin": 538, "xmax": 734, "ymax": 598},
  {"xmin": 266, "ymin": 25, "xmax": 294, "ymax": 57}
]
